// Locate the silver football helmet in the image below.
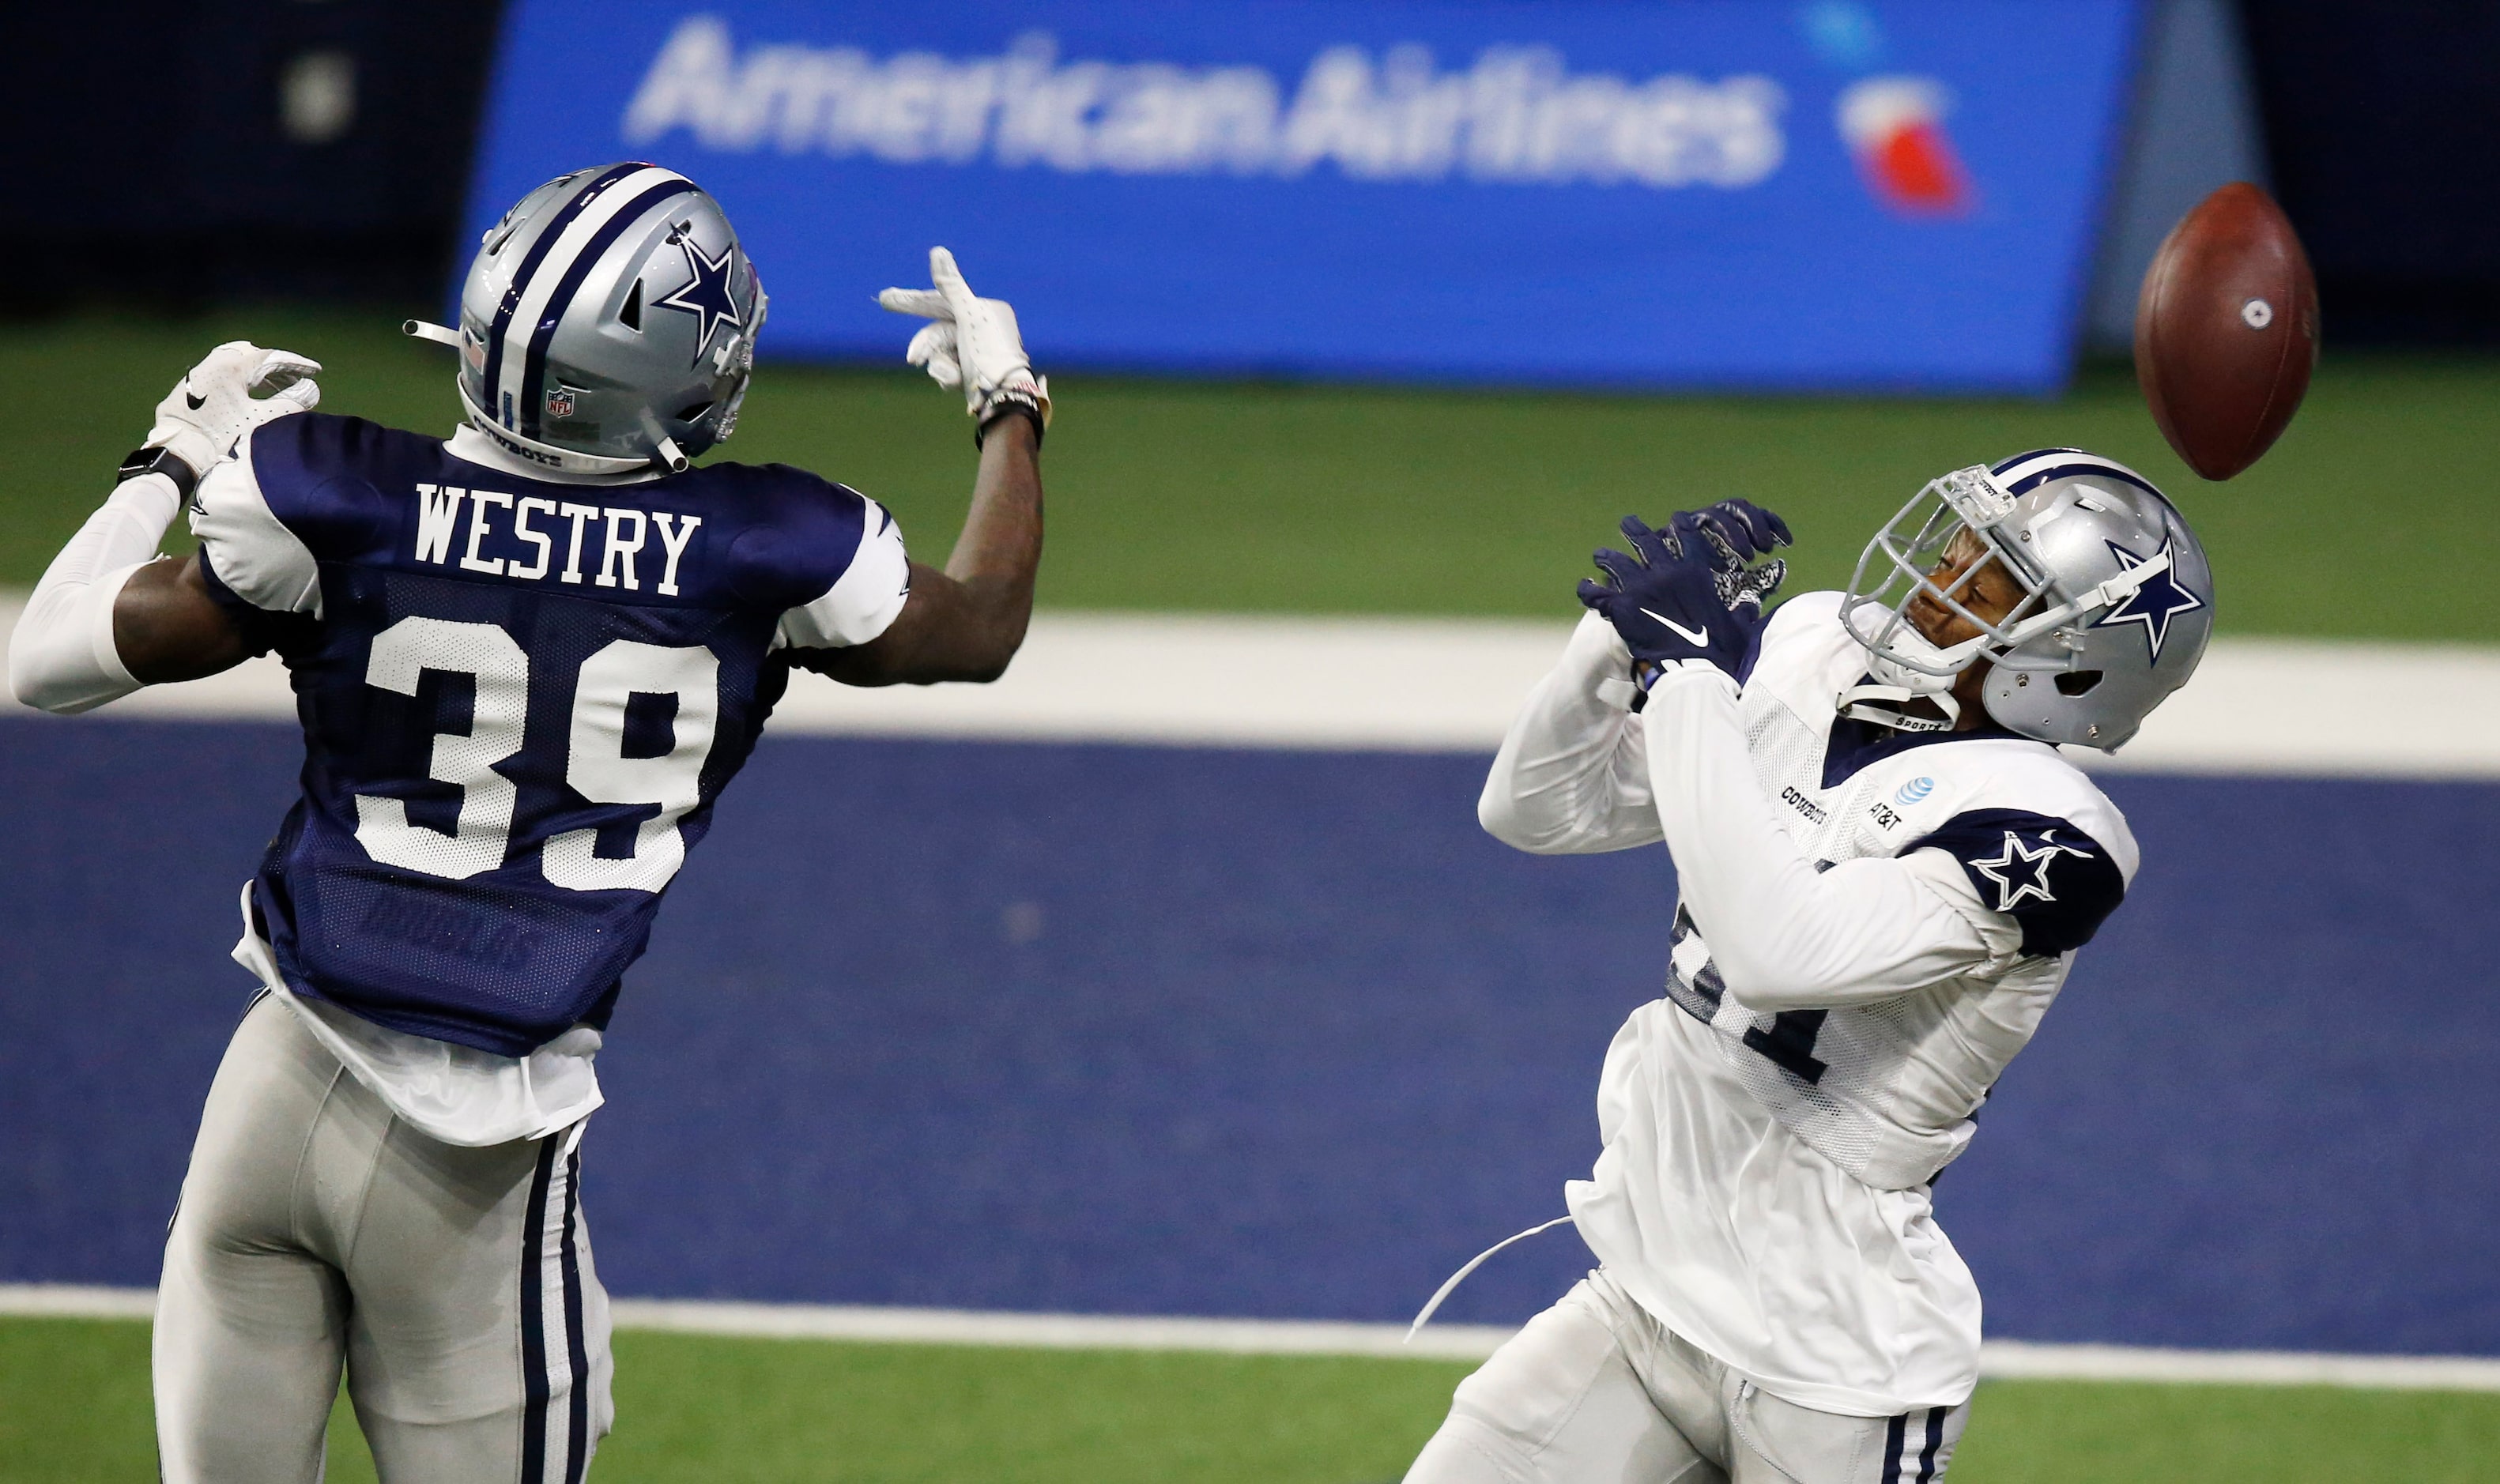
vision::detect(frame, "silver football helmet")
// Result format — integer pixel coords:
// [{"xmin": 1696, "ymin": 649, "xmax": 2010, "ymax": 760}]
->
[
  {"xmin": 407, "ymin": 162, "xmax": 767, "ymax": 475},
  {"xmin": 1838, "ymin": 449, "xmax": 2213, "ymax": 751}
]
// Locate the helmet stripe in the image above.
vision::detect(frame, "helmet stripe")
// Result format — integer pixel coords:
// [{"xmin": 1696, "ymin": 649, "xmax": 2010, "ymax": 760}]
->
[
  {"xmin": 514, "ymin": 179, "xmax": 698, "ymax": 442},
  {"xmin": 1997, "ymin": 459, "xmax": 2164, "ymax": 500},
  {"xmin": 1988, "ymin": 446, "xmax": 2090, "ymax": 477},
  {"xmin": 491, "ymin": 167, "xmax": 691, "ymax": 436},
  {"xmin": 480, "ymin": 162, "xmax": 647, "ymax": 427}
]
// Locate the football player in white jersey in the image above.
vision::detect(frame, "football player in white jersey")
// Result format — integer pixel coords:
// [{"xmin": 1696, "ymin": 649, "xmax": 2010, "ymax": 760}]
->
[
  {"xmin": 10, "ymin": 165, "xmax": 1046, "ymax": 1482},
  {"xmin": 1405, "ymin": 450, "xmax": 2213, "ymax": 1483}
]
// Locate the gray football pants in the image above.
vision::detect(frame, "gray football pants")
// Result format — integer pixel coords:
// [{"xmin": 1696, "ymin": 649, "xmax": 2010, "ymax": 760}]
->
[
  {"xmin": 154, "ymin": 995, "xmax": 613, "ymax": 1482},
  {"xmin": 1406, "ymin": 1269, "xmax": 1967, "ymax": 1484}
]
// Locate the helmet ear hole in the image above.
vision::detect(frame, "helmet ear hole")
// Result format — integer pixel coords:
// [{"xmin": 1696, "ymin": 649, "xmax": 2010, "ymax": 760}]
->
[
  {"xmin": 2054, "ymin": 669, "xmax": 2104, "ymax": 697},
  {"xmin": 620, "ymin": 279, "xmax": 643, "ymax": 331}
]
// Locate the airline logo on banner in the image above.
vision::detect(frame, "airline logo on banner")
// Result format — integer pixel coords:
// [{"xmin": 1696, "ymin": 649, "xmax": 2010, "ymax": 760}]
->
[
  {"xmin": 1838, "ymin": 77, "xmax": 1974, "ymax": 216},
  {"xmin": 622, "ymin": 18, "xmax": 1791, "ymax": 190}
]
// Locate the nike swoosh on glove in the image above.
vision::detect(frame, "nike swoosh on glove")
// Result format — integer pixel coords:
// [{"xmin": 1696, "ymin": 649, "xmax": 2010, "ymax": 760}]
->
[
  {"xmin": 1577, "ymin": 510, "xmax": 1785, "ymax": 682},
  {"xmin": 146, "ymin": 342, "xmax": 322, "ymax": 480}
]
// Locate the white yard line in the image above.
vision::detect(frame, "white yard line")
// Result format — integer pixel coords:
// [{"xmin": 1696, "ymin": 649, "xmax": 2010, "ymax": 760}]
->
[
  {"xmin": 9, "ymin": 1284, "xmax": 2500, "ymax": 1390},
  {"xmin": 6, "ymin": 597, "xmax": 2498, "ymax": 778},
  {"xmin": 601, "ymin": 1298, "xmax": 1518, "ymax": 1362},
  {"xmin": 1976, "ymin": 1340, "xmax": 2500, "ymax": 1392},
  {"xmin": 0, "ymin": 1283, "xmax": 157, "ymax": 1320}
]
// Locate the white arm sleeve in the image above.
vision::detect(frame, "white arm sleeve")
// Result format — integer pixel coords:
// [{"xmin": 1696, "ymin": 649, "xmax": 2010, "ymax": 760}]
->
[
  {"xmin": 777, "ymin": 498, "xmax": 911, "ymax": 650},
  {"xmin": 1642, "ymin": 661, "xmax": 2012, "ymax": 1010},
  {"xmin": 7, "ymin": 474, "xmax": 183, "ymax": 714},
  {"xmin": 1478, "ymin": 611, "xmax": 1665, "ymax": 854}
]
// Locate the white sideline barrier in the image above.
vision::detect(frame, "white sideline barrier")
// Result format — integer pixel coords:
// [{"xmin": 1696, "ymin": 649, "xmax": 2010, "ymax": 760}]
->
[
  {"xmin": 6, "ymin": 597, "xmax": 2500, "ymax": 779},
  {"xmin": 11, "ymin": 1284, "xmax": 2500, "ymax": 1390}
]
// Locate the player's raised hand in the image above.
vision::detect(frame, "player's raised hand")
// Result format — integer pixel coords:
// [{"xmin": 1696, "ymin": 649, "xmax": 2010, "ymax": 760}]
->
[
  {"xmin": 1694, "ymin": 499, "xmax": 1792, "ymax": 562},
  {"xmin": 1687, "ymin": 499, "xmax": 1790, "ymax": 617},
  {"xmin": 877, "ymin": 247, "xmax": 1050, "ymax": 439},
  {"xmin": 1578, "ymin": 512, "xmax": 1776, "ymax": 682},
  {"xmin": 146, "ymin": 342, "xmax": 322, "ymax": 480}
]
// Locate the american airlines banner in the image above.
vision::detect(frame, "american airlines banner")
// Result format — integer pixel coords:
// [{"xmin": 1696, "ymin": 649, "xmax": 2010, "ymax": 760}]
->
[{"xmin": 466, "ymin": 1, "xmax": 2142, "ymax": 392}]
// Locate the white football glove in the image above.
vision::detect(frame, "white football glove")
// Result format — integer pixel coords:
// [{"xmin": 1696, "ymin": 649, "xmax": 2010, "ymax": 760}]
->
[
  {"xmin": 146, "ymin": 341, "xmax": 323, "ymax": 479},
  {"xmin": 877, "ymin": 247, "xmax": 1050, "ymax": 435}
]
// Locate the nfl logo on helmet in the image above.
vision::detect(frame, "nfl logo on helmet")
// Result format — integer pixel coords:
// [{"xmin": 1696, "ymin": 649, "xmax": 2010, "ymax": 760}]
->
[{"xmin": 545, "ymin": 386, "xmax": 575, "ymax": 419}]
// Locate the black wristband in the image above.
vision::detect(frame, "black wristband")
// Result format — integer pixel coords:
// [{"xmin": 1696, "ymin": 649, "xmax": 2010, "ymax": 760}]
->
[
  {"xmin": 974, "ymin": 399, "xmax": 1047, "ymax": 450},
  {"xmin": 117, "ymin": 446, "xmax": 198, "ymax": 504}
]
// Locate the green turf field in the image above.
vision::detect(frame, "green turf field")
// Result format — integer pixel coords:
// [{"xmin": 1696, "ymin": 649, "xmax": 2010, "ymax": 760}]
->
[
  {"xmin": 8, "ymin": 1316, "xmax": 2500, "ymax": 1482},
  {"xmin": 13, "ymin": 311, "xmax": 2498, "ymax": 638}
]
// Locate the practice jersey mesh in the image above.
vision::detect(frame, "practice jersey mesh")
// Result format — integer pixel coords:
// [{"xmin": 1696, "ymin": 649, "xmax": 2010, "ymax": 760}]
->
[
  {"xmin": 1661, "ymin": 593, "xmax": 2136, "ymax": 1190},
  {"xmin": 194, "ymin": 412, "xmax": 907, "ymax": 1056}
]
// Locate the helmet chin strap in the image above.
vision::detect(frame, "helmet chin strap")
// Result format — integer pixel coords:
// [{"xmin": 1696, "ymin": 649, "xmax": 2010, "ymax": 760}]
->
[
  {"xmin": 451, "ymin": 381, "xmax": 663, "ymax": 476},
  {"xmin": 409, "ymin": 323, "xmax": 689, "ymax": 476},
  {"xmin": 1836, "ymin": 681, "xmax": 1959, "ymax": 733},
  {"xmin": 1838, "ymin": 630, "xmax": 1966, "ymax": 733}
]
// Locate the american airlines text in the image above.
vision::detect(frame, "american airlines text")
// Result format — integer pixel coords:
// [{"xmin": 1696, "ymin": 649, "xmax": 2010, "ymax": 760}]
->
[{"xmin": 623, "ymin": 17, "xmax": 1788, "ymax": 190}]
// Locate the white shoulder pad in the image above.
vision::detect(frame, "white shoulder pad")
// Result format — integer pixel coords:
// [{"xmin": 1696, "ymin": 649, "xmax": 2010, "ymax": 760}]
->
[
  {"xmin": 190, "ymin": 440, "xmax": 321, "ymax": 616},
  {"xmin": 1900, "ymin": 742, "xmax": 2140, "ymax": 886},
  {"xmin": 777, "ymin": 499, "xmax": 911, "ymax": 650}
]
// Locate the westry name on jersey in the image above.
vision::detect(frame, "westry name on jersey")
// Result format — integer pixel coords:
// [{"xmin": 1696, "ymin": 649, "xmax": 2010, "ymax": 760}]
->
[{"xmin": 413, "ymin": 484, "xmax": 703, "ymax": 596}]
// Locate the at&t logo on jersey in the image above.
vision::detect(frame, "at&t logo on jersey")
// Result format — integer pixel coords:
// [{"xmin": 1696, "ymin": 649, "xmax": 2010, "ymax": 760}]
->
[{"xmin": 1895, "ymin": 776, "xmax": 1934, "ymax": 805}]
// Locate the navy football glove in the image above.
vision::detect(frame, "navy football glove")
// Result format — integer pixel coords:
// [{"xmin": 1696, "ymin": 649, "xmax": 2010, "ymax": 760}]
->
[
  {"xmin": 1695, "ymin": 498, "xmax": 1791, "ymax": 620},
  {"xmin": 1692, "ymin": 498, "xmax": 1793, "ymax": 563},
  {"xmin": 1577, "ymin": 508, "xmax": 1789, "ymax": 682}
]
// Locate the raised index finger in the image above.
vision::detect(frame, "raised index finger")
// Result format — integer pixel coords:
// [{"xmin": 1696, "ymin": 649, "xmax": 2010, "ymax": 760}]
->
[{"xmin": 928, "ymin": 247, "xmax": 979, "ymax": 318}]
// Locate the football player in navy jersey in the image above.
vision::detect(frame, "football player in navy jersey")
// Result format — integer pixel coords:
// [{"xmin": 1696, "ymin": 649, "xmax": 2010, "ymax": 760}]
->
[
  {"xmin": 1406, "ymin": 456, "xmax": 2213, "ymax": 1482},
  {"xmin": 10, "ymin": 164, "xmax": 1044, "ymax": 1481}
]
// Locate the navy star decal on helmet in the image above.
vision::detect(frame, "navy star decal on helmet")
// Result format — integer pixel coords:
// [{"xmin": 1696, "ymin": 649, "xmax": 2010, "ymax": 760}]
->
[
  {"xmin": 1838, "ymin": 448, "xmax": 2216, "ymax": 751},
  {"xmin": 653, "ymin": 234, "xmax": 747, "ymax": 366},
  {"xmin": 405, "ymin": 162, "xmax": 769, "ymax": 475},
  {"xmin": 2090, "ymin": 537, "xmax": 2206, "ymax": 661}
]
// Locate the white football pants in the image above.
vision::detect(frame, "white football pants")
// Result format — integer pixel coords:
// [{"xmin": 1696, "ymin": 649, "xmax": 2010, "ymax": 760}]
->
[
  {"xmin": 1406, "ymin": 1269, "xmax": 1967, "ymax": 1484},
  {"xmin": 154, "ymin": 995, "xmax": 613, "ymax": 1482}
]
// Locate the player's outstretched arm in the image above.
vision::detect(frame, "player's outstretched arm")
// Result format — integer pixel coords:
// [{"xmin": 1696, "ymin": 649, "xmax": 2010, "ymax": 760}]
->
[
  {"xmin": 812, "ymin": 415, "xmax": 1042, "ymax": 686},
  {"xmin": 9, "ymin": 344, "xmax": 315, "ymax": 712},
  {"xmin": 806, "ymin": 247, "xmax": 1048, "ymax": 687}
]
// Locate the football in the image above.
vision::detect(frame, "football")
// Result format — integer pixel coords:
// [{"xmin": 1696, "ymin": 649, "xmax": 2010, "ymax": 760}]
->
[{"xmin": 2133, "ymin": 181, "xmax": 2320, "ymax": 480}]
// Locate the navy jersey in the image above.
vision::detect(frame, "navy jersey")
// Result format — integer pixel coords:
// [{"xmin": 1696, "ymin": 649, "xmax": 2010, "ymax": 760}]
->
[{"xmin": 192, "ymin": 413, "xmax": 910, "ymax": 1056}]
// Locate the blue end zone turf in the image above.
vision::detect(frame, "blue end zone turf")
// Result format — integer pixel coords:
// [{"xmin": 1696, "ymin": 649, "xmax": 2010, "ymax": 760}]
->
[{"xmin": 2, "ymin": 718, "xmax": 2495, "ymax": 1353}]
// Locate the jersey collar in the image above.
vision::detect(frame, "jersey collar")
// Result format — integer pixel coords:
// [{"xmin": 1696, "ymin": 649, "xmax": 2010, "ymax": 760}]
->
[
  {"xmin": 1821, "ymin": 693, "xmax": 2030, "ymax": 789},
  {"xmin": 444, "ymin": 425, "xmax": 666, "ymax": 487}
]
